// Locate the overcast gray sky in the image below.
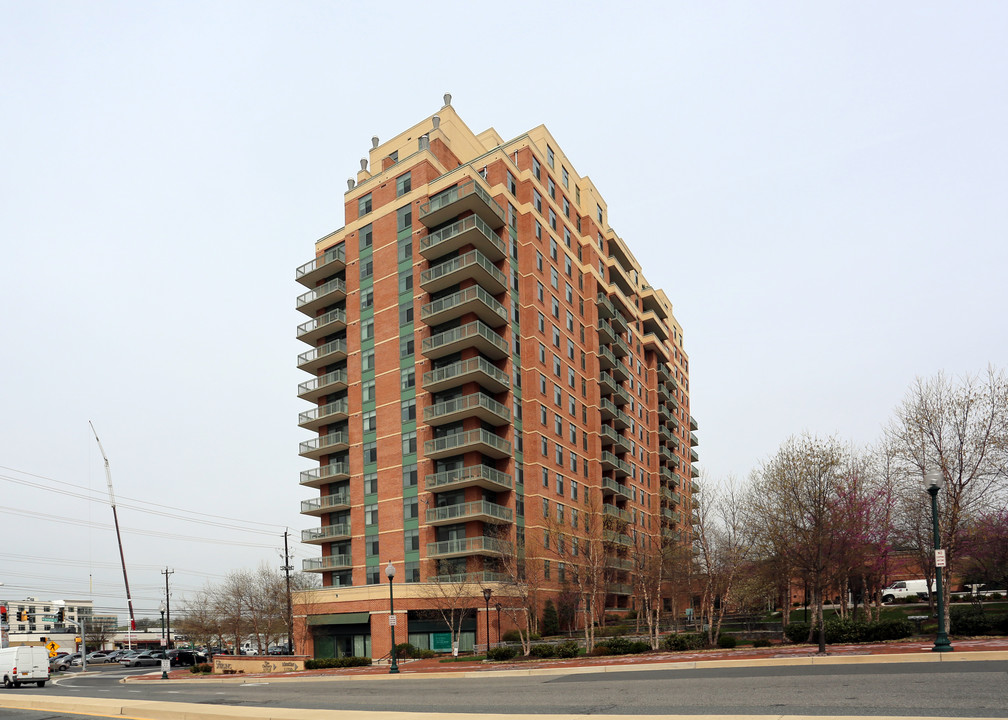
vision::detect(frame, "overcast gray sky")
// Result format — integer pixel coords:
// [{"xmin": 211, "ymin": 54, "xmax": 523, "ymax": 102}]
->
[{"xmin": 2, "ymin": 2, "xmax": 1005, "ymax": 620}]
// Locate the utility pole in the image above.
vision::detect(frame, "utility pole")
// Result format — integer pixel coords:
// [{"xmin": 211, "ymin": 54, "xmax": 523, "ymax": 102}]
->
[
  {"xmin": 283, "ymin": 530, "xmax": 294, "ymax": 654},
  {"xmin": 161, "ymin": 567, "xmax": 174, "ymax": 649}
]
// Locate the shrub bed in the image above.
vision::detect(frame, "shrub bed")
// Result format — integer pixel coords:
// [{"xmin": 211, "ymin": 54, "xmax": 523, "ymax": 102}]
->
[
  {"xmin": 662, "ymin": 632, "xmax": 707, "ymax": 652},
  {"xmin": 752, "ymin": 639, "xmax": 772, "ymax": 648},
  {"xmin": 190, "ymin": 663, "xmax": 213, "ymax": 674},
  {"xmin": 304, "ymin": 657, "xmax": 372, "ymax": 669},
  {"xmin": 717, "ymin": 634, "xmax": 737, "ymax": 648},
  {"xmin": 785, "ymin": 617, "xmax": 913, "ymax": 644},
  {"xmin": 486, "ymin": 646, "xmax": 518, "ymax": 661}
]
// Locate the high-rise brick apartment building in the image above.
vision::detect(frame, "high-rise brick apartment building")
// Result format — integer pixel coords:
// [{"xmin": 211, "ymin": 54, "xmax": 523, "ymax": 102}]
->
[{"xmin": 293, "ymin": 97, "xmax": 699, "ymax": 660}]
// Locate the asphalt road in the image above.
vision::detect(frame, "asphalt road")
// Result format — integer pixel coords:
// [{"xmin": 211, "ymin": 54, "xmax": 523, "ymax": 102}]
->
[{"xmin": 4, "ymin": 659, "xmax": 1003, "ymax": 717}]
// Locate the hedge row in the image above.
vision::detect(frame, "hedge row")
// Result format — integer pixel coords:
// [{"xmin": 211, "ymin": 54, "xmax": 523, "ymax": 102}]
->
[
  {"xmin": 949, "ymin": 609, "xmax": 1008, "ymax": 636},
  {"xmin": 784, "ymin": 618, "xmax": 913, "ymax": 644},
  {"xmin": 662, "ymin": 633, "xmax": 707, "ymax": 652},
  {"xmin": 591, "ymin": 636, "xmax": 653, "ymax": 656},
  {"xmin": 304, "ymin": 657, "xmax": 372, "ymax": 669}
]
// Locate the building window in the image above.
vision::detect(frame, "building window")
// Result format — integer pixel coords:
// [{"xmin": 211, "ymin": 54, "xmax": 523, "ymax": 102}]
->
[
  {"xmin": 359, "ymin": 193, "xmax": 372, "ymax": 216},
  {"xmin": 562, "ymin": 166, "xmax": 569, "ymax": 187},
  {"xmin": 555, "ymin": 474, "xmax": 564, "ymax": 495},
  {"xmin": 362, "ymin": 348, "xmax": 375, "ymax": 371},
  {"xmin": 363, "ymin": 441, "xmax": 377, "ymax": 464},
  {"xmin": 364, "ymin": 472, "xmax": 378, "ymax": 495},
  {"xmin": 362, "ymin": 380, "xmax": 376, "ymax": 402},
  {"xmin": 367, "ymin": 567, "xmax": 380, "ymax": 585},
  {"xmin": 597, "ymin": 204, "xmax": 603, "ymax": 224},
  {"xmin": 533, "ymin": 156, "xmax": 540, "ymax": 180},
  {"xmin": 360, "ymin": 257, "xmax": 374, "ymax": 280},
  {"xmin": 400, "ymin": 336, "xmax": 414, "ymax": 357},
  {"xmin": 401, "ymin": 398, "xmax": 416, "ymax": 423},
  {"xmin": 549, "ymin": 208, "xmax": 557, "ymax": 230},
  {"xmin": 360, "ymin": 223, "xmax": 373, "ymax": 250},
  {"xmin": 362, "ymin": 317, "xmax": 374, "ymax": 340},
  {"xmin": 396, "ymin": 172, "xmax": 411, "ymax": 197},
  {"xmin": 551, "ymin": 296, "xmax": 559, "ymax": 318},
  {"xmin": 537, "ymin": 281, "xmax": 544, "ymax": 302},
  {"xmin": 399, "ymin": 305, "xmax": 414, "ymax": 326},
  {"xmin": 363, "ymin": 410, "xmax": 376, "ymax": 433},
  {"xmin": 404, "ymin": 496, "xmax": 418, "ymax": 520},
  {"xmin": 405, "ymin": 528, "xmax": 420, "ymax": 552},
  {"xmin": 536, "ymin": 250, "xmax": 543, "ymax": 271},
  {"xmin": 401, "ymin": 367, "xmax": 415, "ymax": 389},
  {"xmin": 402, "ymin": 431, "xmax": 417, "ymax": 455},
  {"xmin": 547, "ymin": 145, "xmax": 554, "ymax": 168},
  {"xmin": 365, "ymin": 503, "xmax": 378, "ymax": 525},
  {"xmin": 533, "ymin": 189, "xmax": 542, "ymax": 213},
  {"xmin": 550, "ymin": 267, "xmax": 558, "ymax": 288},
  {"xmin": 548, "ymin": 176, "xmax": 556, "ymax": 198},
  {"xmin": 361, "ymin": 287, "xmax": 374, "ymax": 310},
  {"xmin": 507, "ymin": 171, "xmax": 516, "ymax": 196},
  {"xmin": 403, "ymin": 463, "xmax": 417, "ymax": 488}
]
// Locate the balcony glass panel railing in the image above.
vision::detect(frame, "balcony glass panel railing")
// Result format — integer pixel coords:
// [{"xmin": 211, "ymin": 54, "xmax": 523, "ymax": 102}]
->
[
  {"xmin": 420, "ymin": 248, "xmax": 508, "ymax": 292},
  {"xmin": 596, "ymin": 293, "xmax": 616, "ymax": 319},
  {"xmin": 432, "ymin": 570, "xmax": 509, "ymax": 584},
  {"xmin": 426, "ymin": 535, "xmax": 508, "ymax": 557},
  {"xmin": 300, "ymin": 462, "xmax": 350, "ymax": 486},
  {"xmin": 422, "ymin": 356, "xmax": 510, "ymax": 390},
  {"xmin": 301, "ymin": 491, "xmax": 350, "ymax": 514},
  {"xmin": 598, "ymin": 346, "xmax": 617, "ymax": 369},
  {"xmin": 420, "ymin": 214, "xmax": 505, "ymax": 259},
  {"xmin": 419, "ymin": 178, "xmax": 506, "ymax": 227},
  {"xmin": 299, "ymin": 430, "xmax": 349, "ymax": 456},
  {"xmin": 301, "ymin": 522, "xmax": 351, "ymax": 543},
  {"xmin": 420, "ymin": 285, "xmax": 507, "ymax": 323},
  {"xmin": 296, "ymin": 244, "xmax": 345, "ymax": 281},
  {"xmin": 424, "ymin": 393, "xmax": 511, "ymax": 424},
  {"xmin": 422, "ymin": 320, "xmax": 508, "ymax": 357},
  {"xmin": 603, "ymin": 503, "xmax": 633, "ymax": 523},
  {"xmin": 297, "ymin": 338, "xmax": 348, "ymax": 368},
  {"xmin": 297, "ymin": 307, "xmax": 347, "ymax": 339},
  {"xmin": 426, "ymin": 499, "xmax": 513, "ymax": 524},
  {"xmin": 597, "ymin": 321, "xmax": 615, "ymax": 345},
  {"xmin": 612, "ymin": 336, "xmax": 631, "ymax": 357},
  {"xmin": 302, "ymin": 554, "xmax": 352, "ymax": 572},
  {"xmin": 296, "ymin": 277, "xmax": 346, "ymax": 309},
  {"xmin": 297, "ymin": 368, "xmax": 348, "ymax": 397},
  {"xmin": 423, "ymin": 428, "xmax": 511, "ymax": 456},
  {"xmin": 298, "ymin": 398, "xmax": 349, "ymax": 426},
  {"xmin": 425, "ymin": 464, "xmax": 513, "ymax": 492},
  {"xmin": 603, "ymin": 530, "xmax": 633, "ymax": 547}
]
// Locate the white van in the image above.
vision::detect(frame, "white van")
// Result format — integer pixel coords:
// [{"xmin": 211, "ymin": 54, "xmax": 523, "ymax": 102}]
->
[
  {"xmin": 882, "ymin": 579, "xmax": 933, "ymax": 603},
  {"xmin": 0, "ymin": 646, "xmax": 50, "ymax": 688}
]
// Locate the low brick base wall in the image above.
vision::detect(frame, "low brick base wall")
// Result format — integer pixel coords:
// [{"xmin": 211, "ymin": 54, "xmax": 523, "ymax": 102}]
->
[{"xmin": 212, "ymin": 655, "xmax": 307, "ymax": 674}]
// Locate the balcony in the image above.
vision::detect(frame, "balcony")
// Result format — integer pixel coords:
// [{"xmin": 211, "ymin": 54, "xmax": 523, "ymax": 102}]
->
[
  {"xmin": 597, "ymin": 345, "xmax": 616, "ymax": 371},
  {"xmin": 597, "ymin": 320, "xmax": 615, "ymax": 345},
  {"xmin": 297, "ymin": 338, "xmax": 348, "ymax": 374},
  {"xmin": 690, "ymin": 431, "xmax": 699, "ymax": 447},
  {"xmin": 426, "ymin": 535, "xmax": 507, "ymax": 559},
  {"xmin": 606, "ymin": 556, "xmax": 633, "ymax": 572},
  {"xmin": 691, "ymin": 480, "xmax": 700, "ymax": 495},
  {"xmin": 609, "ymin": 583, "xmax": 633, "ymax": 596},
  {"xmin": 610, "ymin": 358, "xmax": 630, "ymax": 382},
  {"xmin": 599, "ymin": 371, "xmax": 617, "ymax": 397},
  {"xmin": 642, "ymin": 310, "xmax": 669, "ymax": 341},
  {"xmin": 658, "ymin": 445, "xmax": 677, "ymax": 467},
  {"xmin": 302, "ymin": 522, "xmax": 351, "ymax": 544},
  {"xmin": 421, "ymin": 320, "xmax": 509, "ymax": 361},
  {"xmin": 601, "ymin": 451, "xmax": 632, "ymax": 478},
  {"xmin": 296, "ymin": 277, "xmax": 347, "ymax": 317},
  {"xmin": 297, "ymin": 307, "xmax": 347, "ymax": 345},
  {"xmin": 660, "ymin": 486, "xmax": 679, "ymax": 507},
  {"xmin": 301, "ymin": 490, "xmax": 351, "ymax": 516},
  {"xmin": 420, "ymin": 249, "xmax": 508, "ymax": 295},
  {"xmin": 609, "ymin": 284, "xmax": 636, "ymax": 320},
  {"xmin": 603, "ymin": 503, "xmax": 633, "ymax": 524},
  {"xmin": 432, "ymin": 570, "xmax": 509, "ymax": 584},
  {"xmin": 296, "ymin": 243, "xmax": 345, "ymax": 288},
  {"xmin": 596, "ymin": 293, "xmax": 616, "ymax": 319},
  {"xmin": 420, "ymin": 214, "xmax": 506, "ymax": 263},
  {"xmin": 690, "ymin": 416, "xmax": 698, "ymax": 432},
  {"xmin": 657, "ymin": 364, "xmax": 672, "ymax": 384},
  {"xmin": 298, "ymin": 398, "xmax": 349, "ymax": 431},
  {"xmin": 424, "ymin": 392, "xmax": 511, "ymax": 427},
  {"xmin": 419, "ymin": 178, "xmax": 506, "ymax": 230},
  {"xmin": 609, "ymin": 308, "xmax": 628, "ymax": 335},
  {"xmin": 600, "ymin": 398, "xmax": 630, "ymax": 429},
  {"xmin": 612, "ymin": 335, "xmax": 631, "ymax": 358},
  {"xmin": 599, "ymin": 424, "xmax": 621, "ymax": 447},
  {"xmin": 421, "ymin": 285, "xmax": 507, "ymax": 328},
  {"xmin": 302, "ymin": 554, "xmax": 352, "ymax": 573},
  {"xmin": 426, "ymin": 500, "xmax": 513, "ymax": 526},
  {"xmin": 601, "ymin": 477, "xmax": 633, "ymax": 501},
  {"xmin": 690, "ymin": 447, "xmax": 699, "ymax": 463},
  {"xmin": 424, "ymin": 428, "xmax": 511, "ymax": 460},
  {"xmin": 661, "ymin": 507, "xmax": 682, "ymax": 524},
  {"xmin": 659, "ymin": 466, "xmax": 676, "ymax": 487},
  {"xmin": 691, "ymin": 465, "xmax": 700, "ymax": 479},
  {"xmin": 612, "ymin": 384, "xmax": 632, "ymax": 407},
  {"xmin": 425, "ymin": 464, "xmax": 513, "ymax": 493},
  {"xmin": 299, "ymin": 430, "xmax": 350, "ymax": 460},
  {"xmin": 300, "ymin": 462, "xmax": 350, "ymax": 489},
  {"xmin": 297, "ymin": 368, "xmax": 348, "ymax": 403},
  {"xmin": 603, "ymin": 529, "xmax": 633, "ymax": 547},
  {"xmin": 423, "ymin": 356, "xmax": 509, "ymax": 394}
]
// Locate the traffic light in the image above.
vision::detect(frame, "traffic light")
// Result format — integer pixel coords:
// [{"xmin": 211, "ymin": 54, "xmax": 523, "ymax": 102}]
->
[
  {"xmin": 20, "ymin": 610, "xmax": 29, "ymax": 622},
  {"xmin": 57, "ymin": 608, "xmax": 64, "ymax": 623},
  {"xmin": 0, "ymin": 605, "xmax": 6, "ymax": 624}
]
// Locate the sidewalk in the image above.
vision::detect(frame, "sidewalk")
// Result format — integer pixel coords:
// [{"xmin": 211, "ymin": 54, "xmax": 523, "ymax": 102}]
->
[{"xmin": 127, "ymin": 635, "xmax": 1008, "ymax": 683}]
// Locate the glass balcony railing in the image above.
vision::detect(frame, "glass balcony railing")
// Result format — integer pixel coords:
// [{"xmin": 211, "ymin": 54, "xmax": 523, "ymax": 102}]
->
[
  {"xmin": 422, "ymin": 320, "xmax": 508, "ymax": 359},
  {"xmin": 420, "ymin": 248, "xmax": 508, "ymax": 294},
  {"xmin": 426, "ymin": 499, "xmax": 513, "ymax": 524},
  {"xmin": 302, "ymin": 554, "xmax": 352, "ymax": 572},
  {"xmin": 299, "ymin": 430, "xmax": 349, "ymax": 456},
  {"xmin": 422, "ymin": 356, "xmax": 510, "ymax": 393},
  {"xmin": 603, "ymin": 503, "xmax": 633, "ymax": 523},
  {"xmin": 597, "ymin": 321, "xmax": 615, "ymax": 345},
  {"xmin": 301, "ymin": 491, "xmax": 350, "ymax": 514},
  {"xmin": 296, "ymin": 276, "xmax": 346, "ymax": 310},
  {"xmin": 423, "ymin": 428, "xmax": 511, "ymax": 458},
  {"xmin": 300, "ymin": 462, "xmax": 350, "ymax": 487},
  {"xmin": 296, "ymin": 244, "xmax": 345, "ymax": 283},
  {"xmin": 301, "ymin": 522, "xmax": 351, "ymax": 543},
  {"xmin": 425, "ymin": 464, "xmax": 513, "ymax": 492},
  {"xmin": 420, "ymin": 214, "xmax": 505, "ymax": 261},
  {"xmin": 423, "ymin": 392, "xmax": 511, "ymax": 425},
  {"xmin": 298, "ymin": 398, "xmax": 349, "ymax": 426},
  {"xmin": 297, "ymin": 307, "xmax": 347, "ymax": 340},
  {"xmin": 297, "ymin": 338, "xmax": 348, "ymax": 370},
  {"xmin": 418, "ymin": 178, "xmax": 506, "ymax": 229},
  {"xmin": 426, "ymin": 535, "xmax": 508, "ymax": 558},
  {"xmin": 420, "ymin": 284, "xmax": 507, "ymax": 325},
  {"xmin": 297, "ymin": 368, "xmax": 348, "ymax": 399},
  {"xmin": 432, "ymin": 570, "xmax": 509, "ymax": 584}
]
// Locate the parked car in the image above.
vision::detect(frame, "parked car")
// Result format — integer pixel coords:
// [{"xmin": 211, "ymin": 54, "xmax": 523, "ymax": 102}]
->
[
  {"xmin": 85, "ymin": 652, "xmax": 112, "ymax": 664},
  {"xmin": 120, "ymin": 650, "xmax": 167, "ymax": 668},
  {"xmin": 49, "ymin": 654, "xmax": 71, "ymax": 672},
  {"xmin": 167, "ymin": 649, "xmax": 206, "ymax": 667}
]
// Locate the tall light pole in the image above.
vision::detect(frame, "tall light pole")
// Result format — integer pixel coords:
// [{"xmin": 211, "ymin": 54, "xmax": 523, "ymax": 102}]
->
[
  {"xmin": 495, "ymin": 602, "xmax": 502, "ymax": 646},
  {"xmin": 385, "ymin": 561, "xmax": 399, "ymax": 674},
  {"xmin": 482, "ymin": 588, "xmax": 492, "ymax": 650},
  {"xmin": 924, "ymin": 468, "xmax": 953, "ymax": 652},
  {"xmin": 159, "ymin": 601, "xmax": 168, "ymax": 679}
]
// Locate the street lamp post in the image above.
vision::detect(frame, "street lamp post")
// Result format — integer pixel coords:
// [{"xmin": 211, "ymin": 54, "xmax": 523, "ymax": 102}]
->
[
  {"xmin": 385, "ymin": 562, "xmax": 399, "ymax": 674},
  {"xmin": 159, "ymin": 601, "xmax": 168, "ymax": 679},
  {"xmin": 495, "ymin": 602, "xmax": 502, "ymax": 646},
  {"xmin": 482, "ymin": 588, "xmax": 492, "ymax": 650},
  {"xmin": 924, "ymin": 469, "xmax": 953, "ymax": 652}
]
